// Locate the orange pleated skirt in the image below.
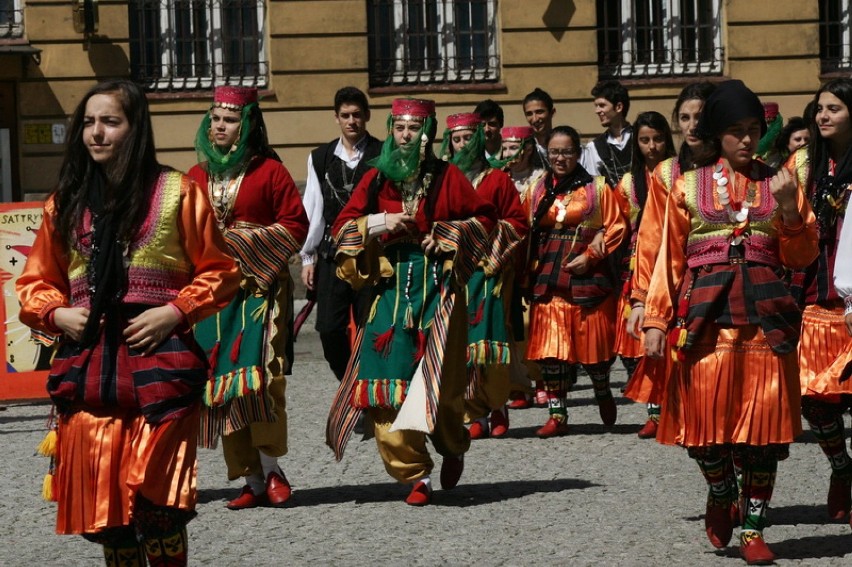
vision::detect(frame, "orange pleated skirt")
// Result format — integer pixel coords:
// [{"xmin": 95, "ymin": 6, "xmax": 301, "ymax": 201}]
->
[
  {"xmin": 613, "ymin": 294, "xmax": 643, "ymax": 359},
  {"xmin": 799, "ymin": 303, "xmax": 852, "ymax": 398},
  {"xmin": 525, "ymin": 294, "xmax": 616, "ymax": 365},
  {"xmin": 55, "ymin": 405, "xmax": 199, "ymax": 535},
  {"xmin": 656, "ymin": 325, "xmax": 801, "ymax": 448},
  {"xmin": 624, "ymin": 354, "xmax": 666, "ymax": 405}
]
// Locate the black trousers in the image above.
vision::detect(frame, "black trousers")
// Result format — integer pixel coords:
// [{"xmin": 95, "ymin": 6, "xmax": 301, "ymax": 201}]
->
[{"xmin": 314, "ymin": 254, "xmax": 371, "ymax": 380}]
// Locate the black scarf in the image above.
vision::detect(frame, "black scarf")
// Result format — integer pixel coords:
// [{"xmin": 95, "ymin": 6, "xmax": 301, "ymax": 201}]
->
[
  {"xmin": 532, "ymin": 165, "xmax": 593, "ymax": 229},
  {"xmin": 80, "ymin": 171, "xmax": 129, "ymax": 348},
  {"xmin": 813, "ymin": 144, "xmax": 852, "ymax": 233}
]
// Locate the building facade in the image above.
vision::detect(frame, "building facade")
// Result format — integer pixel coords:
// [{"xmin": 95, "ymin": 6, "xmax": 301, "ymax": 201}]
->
[{"xmin": 0, "ymin": 0, "xmax": 846, "ymax": 200}]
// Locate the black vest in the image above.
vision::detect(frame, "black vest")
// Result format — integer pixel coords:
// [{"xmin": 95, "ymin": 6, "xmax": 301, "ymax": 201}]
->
[
  {"xmin": 311, "ymin": 135, "xmax": 383, "ymax": 227},
  {"xmin": 592, "ymin": 127, "xmax": 633, "ymax": 187}
]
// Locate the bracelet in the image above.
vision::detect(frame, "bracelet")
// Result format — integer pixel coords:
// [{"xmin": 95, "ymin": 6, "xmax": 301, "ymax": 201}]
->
[{"xmin": 845, "ymin": 296, "xmax": 852, "ymax": 316}]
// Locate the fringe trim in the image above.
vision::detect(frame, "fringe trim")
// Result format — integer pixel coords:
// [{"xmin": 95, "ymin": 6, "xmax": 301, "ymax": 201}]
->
[
  {"xmin": 466, "ymin": 340, "xmax": 511, "ymax": 367},
  {"xmin": 203, "ymin": 366, "xmax": 264, "ymax": 407},
  {"xmin": 199, "ymin": 388, "xmax": 277, "ymax": 448},
  {"xmin": 351, "ymin": 378, "xmax": 408, "ymax": 409}
]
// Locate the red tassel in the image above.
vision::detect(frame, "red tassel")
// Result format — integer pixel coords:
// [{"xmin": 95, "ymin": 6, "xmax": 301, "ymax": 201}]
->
[
  {"xmin": 469, "ymin": 299, "xmax": 485, "ymax": 326},
  {"xmin": 676, "ymin": 296, "xmax": 689, "ymax": 319},
  {"xmin": 412, "ymin": 329, "xmax": 427, "ymax": 364},
  {"xmin": 207, "ymin": 341, "xmax": 221, "ymax": 374},
  {"xmin": 230, "ymin": 330, "xmax": 244, "ymax": 364},
  {"xmin": 372, "ymin": 326, "xmax": 395, "ymax": 358}
]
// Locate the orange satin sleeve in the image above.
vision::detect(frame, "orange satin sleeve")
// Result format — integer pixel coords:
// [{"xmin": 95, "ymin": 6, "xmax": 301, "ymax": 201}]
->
[
  {"xmin": 173, "ymin": 178, "xmax": 241, "ymax": 325},
  {"xmin": 631, "ymin": 161, "xmax": 672, "ymax": 304},
  {"xmin": 775, "ymin": 177, "xmax": 819, "ymax": 270},
  {"xmin": 643, "ymin": 178, "xmax": 690, "ymax": 332},
  {"xmin": 16, "ymin": 197, "xmax": 70, "ymax": 335},
  {"xmin": 599, "ymin": 182, "xmax": 627, "ymax": 257}
]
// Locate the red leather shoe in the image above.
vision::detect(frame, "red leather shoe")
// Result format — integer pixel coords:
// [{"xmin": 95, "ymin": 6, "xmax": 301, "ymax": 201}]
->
[
  {"xmin": 226, "ymin": 485, "xmax": 268, "ymax": 510},
  {"xmin": 468, "ymin": 419, "xmax": 489, "ymax": 440},
  {"xmin": 265, "ymin": 470, "xmax": 292, "ymax": 508},
  {"xmin": 637, "ymin": 418, "xmax": 658, "ymax": 439},
  {"xmin": 507, "ymin": 393, "xmax": 532, "ymax": 410},
  {"xmin": 489, "ymin": 407, "xmax": 509, "ymax": 438},
  {"xmin": 440, "ymin": 455, "xmax": 464, "ymax": 490},
  {"xmin": 739, "ymin": 532, "xmax": 775, "ymax": 565},
  {"xmin": 704, "ymin": 501, "xmax": 734, "ymax": 549},
  {"xmin": 536, "ymin": 417, "xmax": 569, "ymax": 438},
  {"xmin": 827, "ymin": 475, "xmax": 852, "ymax": 521},
  {"xmin": 405, "ymin": 480, "xmax": 432, "ymax": 506},
  {"xmin": 598, "ymin": 395, "xmax": 617, "ymax": 426}
]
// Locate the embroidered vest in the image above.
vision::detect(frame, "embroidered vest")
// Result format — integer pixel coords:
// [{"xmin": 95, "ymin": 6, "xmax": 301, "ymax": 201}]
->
[
  {"xmin": 68, "ymin": 170, "xmax": 194, "ymax": 308},
  {"xmin": 682, "ymin": 164, "xmax": 781, "ymax": 269}
]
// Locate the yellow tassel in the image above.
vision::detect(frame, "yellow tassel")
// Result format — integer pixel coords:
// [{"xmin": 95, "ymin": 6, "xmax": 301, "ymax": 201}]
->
[
  {"xmin": 42, "ymin": 473, "xmax": 55, "ymax": 502},
  {"xmin": 622, "ymin": 302, "xmax": 632, "ymax": 319},
  {"xmin": 491, "ymin": 276, "xmax": 504, "ymax": 298},
  {"xmin": 368, "ymin": 295, "xmax": 380, "ymax": 323},
  {"xmin": 36, "ymin": 429, "xmax": 57, "ymax": 457},
  {"xmin": 629, "ymin": 255, "xmax": 636, "ymax": 272},
  {"xmin": 671, "ymin": 347, "xmax": 679, "ymax": 362},
  {"xmin": 676, "ymin": 328, "xmax": 688, "ymax": 348}
]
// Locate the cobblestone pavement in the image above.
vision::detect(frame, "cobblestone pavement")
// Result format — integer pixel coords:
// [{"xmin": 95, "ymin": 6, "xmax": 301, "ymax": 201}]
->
[{"xmin": 2, "ymin": 320, "xmax": 852, "ymax": 566}]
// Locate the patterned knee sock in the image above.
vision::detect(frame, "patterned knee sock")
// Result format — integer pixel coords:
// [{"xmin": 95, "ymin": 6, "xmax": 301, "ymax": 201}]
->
[
  {"xmin": 621, "ymin": 356, "xmax": 640, "ymax": 380},
  {"xmin": 583, "ymin": 360, "xmax": 614, "ymax": 401},
  {"xmin": 808, "ymin": 414, "xmax": 852, "ymax": 478},
  {"xmin": 96, "ymin": 527, "xmax": 145, "ymax": 567},
  {"xmin": 695, "ymin": 455, "xmax": 736, "ymax": 506},
  {"xmin": 647, "ymin": 403, "xmax": 660, "ymax": 421},
  {"xmin": 740, "ymin": 459, "xmax": 777, "ymax": 543},
  {"xmin": 540, "ymin": 363, "xmax": 568, "ymax": 421},
  {"xmin": 143, "ymin": 527, "xmax": 188, "ymax": 567}
]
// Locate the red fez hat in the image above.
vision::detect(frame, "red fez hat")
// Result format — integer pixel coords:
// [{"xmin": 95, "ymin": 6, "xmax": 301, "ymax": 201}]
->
[
  {"xmin": 501, "ymin": 126, "xmax": 535, "ymax": 141},
  {"xmin": 391, "ymin": 98, "xmax": 436, "ymax": 119},
  {"xmin": 763, "ymin": 102, "xmax": 779, "ymax": 122},
  {"xmin": 213, "ymin": 86, "xmax": 258, "ymax": 110},
  {"xmin": 446, "ymin": 112, "xmax": 481, "ymax": 132}
]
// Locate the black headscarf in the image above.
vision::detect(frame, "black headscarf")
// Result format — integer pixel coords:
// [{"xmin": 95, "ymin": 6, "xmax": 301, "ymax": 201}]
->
[{"xmin": 695, "ymin": 80, "xmax": 766, "ymax": 140}]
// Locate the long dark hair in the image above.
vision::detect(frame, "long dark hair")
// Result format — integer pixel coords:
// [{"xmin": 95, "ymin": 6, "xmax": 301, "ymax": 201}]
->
[
  {"xmin": 774, "ymin": 116, "xmax": 808, "ymax": 160},
  {"xmin": 672, "ymin": 82, "xmax": 716, "ymax": 171},
  {"xmin": 245, "ymin": 104, "xmax": 281, "ymax": 162},
  {"xmin": 806, "ymin": 78, "xmax": 852, "ymax": 192},
  {"xmin": 53, "ymin": 79, "xmax": 159, "ymax": 246},
  {"xmin": 806, "ymin": 78, "xmax": 852, "ymax": 230},
  {"xmin": 630, "ymin": 111, "xmax": 676, "ymax": 207}
]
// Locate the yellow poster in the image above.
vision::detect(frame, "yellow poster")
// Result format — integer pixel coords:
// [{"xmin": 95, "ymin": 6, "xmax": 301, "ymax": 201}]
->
[{"xmin": 0, "ymin": 202, "xmax": 50, "ymax": 400}]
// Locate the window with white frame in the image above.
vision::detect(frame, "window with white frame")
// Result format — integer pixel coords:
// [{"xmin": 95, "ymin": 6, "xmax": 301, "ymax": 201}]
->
[
  {"xmin": 367, "ymin": 0, "xmax": 500, "ymax": 87},
  {"xmin": 128, "ymin": 0, "xmax": 267, "ymax": 91},
  {"xmin": 0, "ymin": 0, "xmax": 24, "ymax": 39},
  {"xmin": 820, "ymin": 0, "xmax": 852, "ymax": 73},
  {"xmin": 597, "ymin": 0, "xmax": 723, "ymax": 79}
]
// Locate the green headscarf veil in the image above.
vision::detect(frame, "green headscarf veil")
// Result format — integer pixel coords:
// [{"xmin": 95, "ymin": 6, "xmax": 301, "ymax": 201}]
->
[
  {"xmin": 194, "ymin": 102, "xmax": 256, "ymax": 176},
  {"xmin": 368, "ymin": 114, "xmax": 436, "ymax": 182}
]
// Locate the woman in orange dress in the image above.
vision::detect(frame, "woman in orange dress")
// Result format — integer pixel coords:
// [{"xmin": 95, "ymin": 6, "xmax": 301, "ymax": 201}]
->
[
  {"xmin": 612, "ymin": 111, "xmax": 675, "ymax": 437},
  {"xmin": 624, "ymin": 82, "xmax": 717, "ymax": 440},
  {"xmin": 16, "ymin": 80, "xmax": 239, "ymax": 566},
  {"xmin": 525, "ymin": 125, "xmax": 626, "ymax": 437},
  {"xmin": 790, "ymin": 78, "xmax": 852, "ymax": 525},
  {"xmin": 643, "ymin": 80, "xmax": 818, "ymax": 564}
]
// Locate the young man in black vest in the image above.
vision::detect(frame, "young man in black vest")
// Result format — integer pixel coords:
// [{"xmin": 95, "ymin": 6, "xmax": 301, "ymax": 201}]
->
[
  {"xmin": 580, "ymin": 80, "xmax": 633, "ymax": 187},
  {"xmin": 300, "ymin": 87, "xmax": 383, "ymax": 381}
]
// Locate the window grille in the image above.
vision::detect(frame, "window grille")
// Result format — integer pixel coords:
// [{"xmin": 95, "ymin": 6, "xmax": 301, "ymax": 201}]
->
[
  {"xmin": 820, "ymin": 0, "xmax": 852, "ymax": 73},
  {"xmin": 128, "ymin": 0, "xmax": 268, "ymax": 91},
  {"xmin": 597, "ymin": 0, "xmax": 723, "ymax": 79},
  {"xmin": 0, "ymin": 0, "xmax": 24, "ymax": 39},
  {"xmin": 367, "ymin": 0, "xmax": 500, "ymax": 87}
]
